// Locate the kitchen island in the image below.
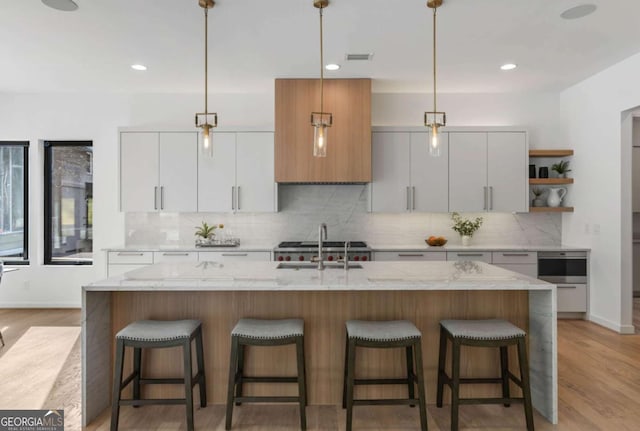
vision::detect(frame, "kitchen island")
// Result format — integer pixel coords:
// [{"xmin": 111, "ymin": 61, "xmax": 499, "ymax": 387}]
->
[{"xmin": 82, "ymin": 260, "xmax": 557, "ymax": 427}]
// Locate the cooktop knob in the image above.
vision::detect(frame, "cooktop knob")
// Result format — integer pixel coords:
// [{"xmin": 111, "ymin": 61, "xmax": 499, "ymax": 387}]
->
[
  {"xmin": 277, "ymin": 256, "xmax": 284, "ymax": 261},
  {"xmin": 299, "ymin": 256, "xmax": 305, "ymax": 261},
  {"xmin": 285, "ymin": 256, "xmax": 291, "ymax": 261}
]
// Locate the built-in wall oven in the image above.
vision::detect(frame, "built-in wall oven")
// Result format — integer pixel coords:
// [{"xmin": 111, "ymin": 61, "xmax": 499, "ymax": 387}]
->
[{"xmin": 538, "ymin": 251, "xmax": 588, "ymax": 313}]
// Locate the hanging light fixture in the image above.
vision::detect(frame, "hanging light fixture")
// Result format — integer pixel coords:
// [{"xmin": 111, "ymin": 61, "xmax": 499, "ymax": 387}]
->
[
  {"xmin": 424, "ymin": 0, "xmax": 446, "ymax": 157},
  {"xmin": 311, "ymin": 0, "xmax": 332, "ymax": 158},
  {"xmin": 195, "ymin": 0, "xmax": 217, "ymax": 158}
]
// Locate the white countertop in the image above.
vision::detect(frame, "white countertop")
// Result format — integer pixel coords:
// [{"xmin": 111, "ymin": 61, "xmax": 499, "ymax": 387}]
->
[
  {"xmin": 104, "ymin": 244, "xmax": 275, "ymax": 253},
  {"xmin": 85, "ymin": 260, "xmax": 553, "ymax": 292},
  {"xmin": 370, "ymin": 244, "xmax": 590, "ymax": 252}
]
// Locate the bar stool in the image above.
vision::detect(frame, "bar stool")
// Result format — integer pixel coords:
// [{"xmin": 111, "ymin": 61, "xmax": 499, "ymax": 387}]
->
[
  {"xmin": 110, "ymin": 320, "xmax": 207, "ymax": 431},
  {"xmin": 436, "ymin": 319, "xmax": 534, "ymax": 431},
  {"xmin": 342, "ymin": 320, "xmax": 428, "ymax": 431},
  {"xmin": 225, "ymin": 318, "xmax": 307, "ymax": 430}
]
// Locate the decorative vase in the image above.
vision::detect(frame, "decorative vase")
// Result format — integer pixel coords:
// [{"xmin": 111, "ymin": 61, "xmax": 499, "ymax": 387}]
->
[
  {"xmin": 547, "ymin": 187, "xmax": 567, "ymax": 208},
  {"xmin": 461, "ymin": 235, "xmax": 471, "ymax": 246},
  {"xmin": 532, "ymin": 198, "xmax": 546, "ymax": 207}
]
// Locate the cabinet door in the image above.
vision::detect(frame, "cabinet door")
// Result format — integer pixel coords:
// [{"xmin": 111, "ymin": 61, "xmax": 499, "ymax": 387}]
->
[
  {"xmin": 236, "ymin": 132, "xmax": 275, "ymax": 212},
  {"xmin": 120, "ymin": 132, "xmax": 159, "ymax": 212},
  {"xmin": 198, "ymin": 133, "xmax": 236, "ymax": 212},
  {"xmin": 633, "ymin": 148, "xmax": 640, "ymax": 212},
  {"xmin": 198, "ymin": 251, "xmax": 272, "ymax": 262},
  {"xmin": 371, "ymin": 132, "xmax": 411, "ymax": 212},
  {"xmin": 446, "ymin": 251, "xmax": 492, "ymax": 263},
  {"xmin": 374, "ymin": 251, "xmax": 446, "ymax": 261},
  {"xmin": 410, "ymin": 132, "xmax": 449, "ymax": 212},
  {"xmin": 493, "ymin": 263, "xmax": 538, "ymax": 278},
  {"xmin": 159, "ymin": 133, "xmax": 198, "ymax": 212},
  {"xmin": 449, "ymin": 133, "xmax": 487, "ymax": 212},
  {"xmin": 487, "ymin": 132, "xmax": 527, "ymax": 212}
]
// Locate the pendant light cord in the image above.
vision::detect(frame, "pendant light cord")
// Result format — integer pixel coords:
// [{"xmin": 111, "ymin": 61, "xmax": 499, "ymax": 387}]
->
[
  {"xmin": 320, "ymin": 7, "xmax": 324, "ymax": 114},
  {"xmin": 204, "ymin": 6, "xmax": 209, "ymax": 116},
  {"xmin": 432, "ymin": 6, "xmax": 437, "ymax": 115}
]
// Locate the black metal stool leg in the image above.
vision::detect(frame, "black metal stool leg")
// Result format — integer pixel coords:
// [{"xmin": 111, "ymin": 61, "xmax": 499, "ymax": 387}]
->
[
  {"xmin": 195, "ymin": 328, "xmax": 207, "ymax": 407},
  {"xmin": 110, "ymin": 339, "xmax": 125, "ymax": 431},
  {"xmin": 183, "ymin": 339, "xmax": 195, "ymax": 431},
  {"xmin": 450, "ymin": 339, "xmax": 461, "ymax": 431},
  {"xmin": 234, "ymin": 344, "xmax": 245, "ymax": 406},
  {"xmin": 436, "ymin": 326, "xmax": 447, "ymax": 408},
  {"xmin": 406, "ymin": 345, "xmax": 416, "ymax": 407},
  {"xmin": 132, "ymin": 347, "xmax": 141, "ymax": 408},
  {"xmin": 517, "ymin": 338, "xmax": 535, "ymax": 431},
  {"xmin": 345, "ymin": 338, "xmax": 357, "ymax": 431},
  {"xmin": 225, "ymin": 336, "xmax": 239, "ymax": 430},
  {"xmin": 500, "ymin": 345, "xmax": 511, "ymax": 407},
  {"xmin": 342, "ymin": 335, "xmax": 349, "ymax": 409},
  {"xmin": 296, "ymin": 336, "xmax": 307, "ymax": 430},
  {"xmin": 414, "ymin": 340, "xmax": 429, "ymax": 431}
]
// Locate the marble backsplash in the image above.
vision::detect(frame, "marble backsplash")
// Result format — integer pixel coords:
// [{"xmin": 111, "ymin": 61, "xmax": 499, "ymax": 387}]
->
[{"xmin": 124, "ymin": 185, "xmax": 562, "ymax": 247}]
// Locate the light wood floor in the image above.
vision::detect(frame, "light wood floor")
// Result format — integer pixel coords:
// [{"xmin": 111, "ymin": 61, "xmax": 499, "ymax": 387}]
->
[{"xmin": 2, "ymin": 307, "xmax": 640, "ymax": 431}]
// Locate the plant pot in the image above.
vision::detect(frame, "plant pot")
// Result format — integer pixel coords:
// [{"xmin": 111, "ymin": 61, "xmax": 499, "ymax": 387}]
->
[{"xmin": 461, "ymin": 235, "xmax": 472, "ymax": 246}]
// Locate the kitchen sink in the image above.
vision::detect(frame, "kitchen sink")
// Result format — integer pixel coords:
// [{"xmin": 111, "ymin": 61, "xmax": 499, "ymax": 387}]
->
[{"xmin": 276, "ymin": 262, "xmax": 363, "ymax": 270}]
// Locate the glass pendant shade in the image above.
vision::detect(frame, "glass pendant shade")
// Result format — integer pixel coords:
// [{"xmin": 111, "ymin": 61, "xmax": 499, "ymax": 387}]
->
[
  {"xmin": 311, "ymin": 112, "xmax": 332, "ymax": 158},
  {"xmin": 195, "ymin": 112, "xmax": 217, "ymax": 158},
  {"xmin": 424, "ymin": 111, "xmax": 446, "ymax": 157}
]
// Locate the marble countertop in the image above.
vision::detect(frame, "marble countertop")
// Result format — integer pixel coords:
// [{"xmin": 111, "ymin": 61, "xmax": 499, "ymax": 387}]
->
[
  {"xmin": 84, "ymin": 261, "xmax": 553, "ymax": 292},
  {"xmin": 104, "ymin": 244, "xmax": 275, "ymax": 252},
  {"xmin": 370, "ymin": 244, "xmax": 590, "ymax": 252}
]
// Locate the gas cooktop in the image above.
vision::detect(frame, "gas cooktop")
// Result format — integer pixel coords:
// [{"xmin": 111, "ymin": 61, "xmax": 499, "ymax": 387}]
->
[{"xmin": 276, "ymin": 241, "xmax": 368, "ymax": 249}]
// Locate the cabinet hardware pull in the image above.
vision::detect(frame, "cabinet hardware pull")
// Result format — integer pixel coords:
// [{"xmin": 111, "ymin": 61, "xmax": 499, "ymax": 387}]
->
[
  {"xmin": 406, "ymin": 187, "xmax": 411, "ymax": 211},
  {"xmin": 399, "ymin": 254, "xmax": 424, "ymax": 257},
  {"xmin": 237, "ymin": 186, "xmax": 241, "ymax": 210},
  {"xmin": 558, "ymin": 285, "xmax": 577, "ymax": 289},
  {"xmin": 154, "ymin": 186, "xmax": 158, "ymax": 210},
  {"xmin": 163, "ymin": 252, "xmax": 189, "ymax": 256},
  {"xmin": 483, "ymin": 186, "xmax": 487, "ymax": 210},
  {"xmin": 412, "ymin": 186, "xmax": 416, "ymax": 210},
  {"xmin": 160, "ymin": 186, "xmax": 164, "ymax": 210},
  {"xmin": 117, "ymin": 252, "xmax": 144, "ymax": 256},
  {"xmin": 222, "ymin": 253, "xmax": 248, "ymax": 257},
  {"xmin": 503, "ymin": 253, "xmax": 530, "ymax": 257},
  {"xmin": 489, "ymin": 186, "xmax": 494, "ymax": 210},
  {"xmin": 457, "ymin": 253, "xmax": 483, "ymax": 257},
  {"xmin": 231, "ymin": 186, "xmax": 235, "ymax": 210}
]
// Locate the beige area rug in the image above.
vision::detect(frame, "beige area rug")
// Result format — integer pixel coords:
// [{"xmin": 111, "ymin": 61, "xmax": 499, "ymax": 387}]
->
[{"xmin": 0, "ymin": 326, "xmax": 81, "ymax": 429}]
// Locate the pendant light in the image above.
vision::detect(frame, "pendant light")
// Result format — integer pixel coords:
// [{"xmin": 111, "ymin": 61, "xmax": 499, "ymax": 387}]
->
[
  {"xmin": 311, "ymin": 0, "xmax": 332, "ymax": 158},
  {"xmin": 195, "ymin": 0, "xmax": 217, "ymax": 158},
  {"xmin": 424, "ymin": 0, "xmax": 446, "ymax": 157}
]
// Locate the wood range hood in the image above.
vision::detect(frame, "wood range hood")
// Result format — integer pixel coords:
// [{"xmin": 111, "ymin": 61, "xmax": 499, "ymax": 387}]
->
[{"xmin": 275, "ymin": 78, "xmax": 372, "ymax": 183}]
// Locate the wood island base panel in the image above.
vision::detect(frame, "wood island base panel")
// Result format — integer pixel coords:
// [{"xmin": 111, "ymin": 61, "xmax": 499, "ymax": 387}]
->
[{"xmin": 82, "ymin": 261, "xmax": 557, "ymax": 428}]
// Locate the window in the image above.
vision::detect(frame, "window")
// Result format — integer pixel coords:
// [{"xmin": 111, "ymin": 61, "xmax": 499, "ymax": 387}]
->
[
  {"xmin": 44, "ymin": 141, "xmax": 93, "ymax": 265},
  {"xmin": 0, "ymin": 142, "xmax": 29, "ymax": 264}
]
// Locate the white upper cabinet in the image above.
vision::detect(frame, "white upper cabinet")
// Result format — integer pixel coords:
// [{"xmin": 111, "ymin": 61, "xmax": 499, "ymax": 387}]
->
[
  {"xmin": 198, "ymin": 133, "xmax": 236, "ymax": 213},
  {"xmin": 236, "ymin": 132, "xmax": 275, "ymax": 212},
  {"xmin": 120, "ymin": 132, "xmax": 198, "ymax": 212},
  {"xmin": 487, "ymin": 132, "xmax": 527, "ymax": 212},
  {"xmin": 197, "ymin": 131, "xmax": 275, "ymax": 213},
  {"xmin": 449, "ymin": 131, "xmax": 527, "ymax": 213},
  {"xmin": 410, "ymin": 132, "xmax": 449, "ymax": 212},
  {"xmin": 449, "ymin": 133, "xmax": 488, "ymax": 212},
  {"xmin": 371, "ymin": 131, "xmax": 449, "ymax": 213}
]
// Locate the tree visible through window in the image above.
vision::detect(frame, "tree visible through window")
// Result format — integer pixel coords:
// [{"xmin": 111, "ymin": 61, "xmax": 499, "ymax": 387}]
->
[
  {"xmin": 44, "ymin": 141, "xmax": 93, "ymax": 265},
  {"xmin": 0, "ymin": 142, "xmax": 29, "ymax": 263}
]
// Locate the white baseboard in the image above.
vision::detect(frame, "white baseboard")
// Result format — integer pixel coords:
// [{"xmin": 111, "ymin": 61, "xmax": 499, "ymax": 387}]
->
[
  {"xmin": 0, "ymin": 303, "xmax": 80, "ymax": 309},
  {"xmin": 589, "ymin": 314, "xmax": 636, "ymax": 334}
]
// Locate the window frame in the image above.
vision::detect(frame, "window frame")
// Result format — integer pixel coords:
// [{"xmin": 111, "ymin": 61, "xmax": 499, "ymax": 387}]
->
[
  {"xmin": 44, "ymin": 140, "xmax": 93, "ymax": 266},
  {"xmin": 0, "ymin": 141, "xmax": 29, "ymax": 265}
]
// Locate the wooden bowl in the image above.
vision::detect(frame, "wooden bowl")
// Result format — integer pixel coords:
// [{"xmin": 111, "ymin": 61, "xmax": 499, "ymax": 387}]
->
[{"xmin": 426, "ymin": 237, "xmax": 448, "ymax": 247}]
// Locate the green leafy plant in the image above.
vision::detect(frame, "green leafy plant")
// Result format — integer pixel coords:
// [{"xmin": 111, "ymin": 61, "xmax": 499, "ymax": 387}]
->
[
  {"xmin": 194, "ymin": 221, "xmax": 218, "ymax": 239},
  {"xmin": 551, "ymin": 160, "xmax": 571, "ymax": 175},
  {"xmin": 451, "ymin": 212, "xmax": 483, "ymax": 237},
  {"xmin": 531, "ymin": 187, "xmax": 545, "ymax": 198}
]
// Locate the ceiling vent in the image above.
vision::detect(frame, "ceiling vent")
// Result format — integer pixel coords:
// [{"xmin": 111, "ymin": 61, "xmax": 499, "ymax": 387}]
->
[{"xmin": 345, "ymin": 53, "xmax": 374, "ymax": 61}]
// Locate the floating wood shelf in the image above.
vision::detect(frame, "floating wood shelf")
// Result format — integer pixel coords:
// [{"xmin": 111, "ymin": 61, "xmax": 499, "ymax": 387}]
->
[
  {"xmin": 529, "ymin": 207, "xmax": 574, "ymax": 213},
  {"xmin": 529, "ymin": 150, "xmax": 574, "ymax": 157},
  {"xmin": 529, "ymin": 178, "xmax": 574, "ymax": 185}
]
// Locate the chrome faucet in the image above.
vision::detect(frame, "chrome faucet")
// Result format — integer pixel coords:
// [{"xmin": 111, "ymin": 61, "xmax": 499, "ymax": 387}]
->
[
  {"xmin": 314, "ymin": 223, "xmax": 328, "ymax": 270},
  {"xmin": 340, "ymin": 241, "xmax": 351, "ymax": 270}
]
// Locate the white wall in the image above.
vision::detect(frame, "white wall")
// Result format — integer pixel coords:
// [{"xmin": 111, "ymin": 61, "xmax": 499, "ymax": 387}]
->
[
  {"xmin": 559, "ymin": 51, "xmax": 640, "ymax": 333},
  {"xmin": 0, "ymin": 89, "xmax": 561, "ymax": 307}
]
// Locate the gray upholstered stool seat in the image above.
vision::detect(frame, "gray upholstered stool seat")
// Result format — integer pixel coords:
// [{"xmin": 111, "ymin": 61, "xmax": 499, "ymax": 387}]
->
[
  {"xmin": 440, "ymin": 319, "xmax": 526, "ymax": 341},
  {"xmin": 226, "ymin": 318, "xmax": 307, "ymax": 430},
  {"xmin": 437, "ymin": 319, "xmax": 534, "ymax": 431},
  {"xmin": 346, "ymin": 319, "xmax": 421, "ymax": 342},
  {"xmin": 343, "ymin": 320, "xmax": 428, "ymax": 431},
  {"xmin": 111, "ymin": 319, "xmax": 206, "ymax": 431},
  {"xmin": 116, "ymin": 319, "xmax": 201, "ymax": 343},
  {"xmin": 231, "ymin": 318, "xmax": 304, "ymax": 340}
]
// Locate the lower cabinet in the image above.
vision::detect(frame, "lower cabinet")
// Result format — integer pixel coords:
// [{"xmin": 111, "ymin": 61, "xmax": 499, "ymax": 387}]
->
[
  {"xmin": 107, "ymin": 251, "xmax": 154, "ymax": 277},
  {"xmin": 153, "ymin": 251, "xmax": 198, "ymax": 263},
  {"xmin": 491, "ymin": 251, "xmax": 537, "ymax": 278},
  {"xmin": 446, "ymin": 251, "xmax": 492, "ymax": 264},
  {"xmin": 198, "ymin": 251, "xmax": 272, "ymax": 262},
  {"xmin": 556, "ymin": 284, "xmax": 588, "ymax": 313},
  {"xmin": 373, "ymin": 251, "xmax": 446, "ymax": 261}
]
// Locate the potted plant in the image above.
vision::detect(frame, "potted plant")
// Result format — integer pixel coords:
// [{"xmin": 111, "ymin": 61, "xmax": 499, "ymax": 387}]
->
[
  {"xmin": 451, "ymin": 212, "xmax": 483, "ymax": 246},
  {"xmin": 531, "ymin": 187, "xmax": 546, "ymax": 207},
  {"xmin": 195, "ymin": 221, "xmax": 220, "ymax": 246},
  {"xmin": 551, "ymin": 160, "xmax": 571, "ymax": 178}
]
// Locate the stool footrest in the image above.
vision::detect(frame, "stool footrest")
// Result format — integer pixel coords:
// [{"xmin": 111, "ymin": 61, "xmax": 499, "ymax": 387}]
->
[
  {"xmin": 353, "ymin": 398, "xmax": 420, "ymax": 406},
  {"xmin": 119, "ymin": 398, "xmax": 186, "ymax": 406},
  {"xmin": 238, "ymin": 376, "xmax": 298, "ymax": 384},
  {"xmin": 354, "ymin": 377, "xmax": 414, "ymax": 385},
  {"xmin": 234, "ymin": 396, "xmax": 300, "ymax": 403},
  {"xmin": 459, "ymin": 397, "xmax": 525, "ymax": 406}
]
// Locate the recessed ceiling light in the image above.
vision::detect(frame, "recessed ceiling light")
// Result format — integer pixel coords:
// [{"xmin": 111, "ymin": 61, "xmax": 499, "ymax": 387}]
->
[
  {"xmin": 560, "ymin": 4, "xmax": 597, "ymax": 20},
  {"xmin": 500, "ymin": 63, "xmax": 517, "ymax": 71},
  {"xmin": 41, "ymin": 0, "xmax": 78, "ymax": 12},
  {"xmin": 131, "ymin": 64, "xmax": 147, "ymax": 71},
  {"xmin": 325, "ymin": 64, "xmax": 340, "ymax": 71}
]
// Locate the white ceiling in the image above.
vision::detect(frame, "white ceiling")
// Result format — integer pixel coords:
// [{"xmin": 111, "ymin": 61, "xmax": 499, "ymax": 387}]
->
[{"xmin": 1, "ymin": 0, "xmax": 639, "ymax": 94}]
